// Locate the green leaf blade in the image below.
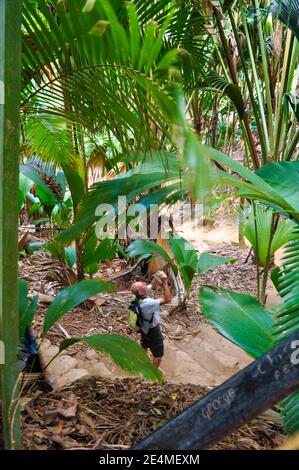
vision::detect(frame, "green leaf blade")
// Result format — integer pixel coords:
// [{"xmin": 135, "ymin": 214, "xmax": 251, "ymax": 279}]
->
[
  {"xmin": 43, "ymin": 279, "xmax": 116, "ymax": 334},
  {"xmin": 197, "ymin": 253, "xmax": 235, "ymax": 275},
  {"xmin": 59, "ymin": 334, "xmax": 163, "ymax": 383}
]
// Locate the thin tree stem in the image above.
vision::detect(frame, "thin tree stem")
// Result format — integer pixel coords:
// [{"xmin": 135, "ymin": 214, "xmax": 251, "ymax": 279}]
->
[
  {"xmin": 254, "ymin": 0, "xmax": 275, "ymax": 152},
  {"xmin": 253, "ymin": 202, "xmax": 261, "ymax": 301},
  {"xmin": 273, "ymin": 30, "xmax": 295, "ymax": 161},
  {"xmin": 227, "ymin": 8, "xmax": 260, "ymax": 169},
  {"xmin": 261, "ymin": 213, "xmax": 276, "ymax": 305}
]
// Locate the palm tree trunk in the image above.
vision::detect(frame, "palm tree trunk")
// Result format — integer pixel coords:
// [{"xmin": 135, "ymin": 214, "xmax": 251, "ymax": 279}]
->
[
  {"xmin": 0, "ymin": 0, "xmax": 22, "ymax": 449},
  {"xmin": 75, "ymin": 238, "xmax": 85, "ymax": 281},
  {"xmin": 211, "ymin": 98, "xmax": 219, "ymax": 148}
]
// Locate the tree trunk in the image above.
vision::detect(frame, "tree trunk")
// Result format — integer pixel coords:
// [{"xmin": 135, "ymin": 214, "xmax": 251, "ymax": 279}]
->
[{"xmin": 0, "ymin": 0, "xmax": 22, "ymax": 449}]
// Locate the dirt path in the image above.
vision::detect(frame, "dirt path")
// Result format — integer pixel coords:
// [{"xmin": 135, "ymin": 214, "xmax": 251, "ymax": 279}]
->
[{"xmin": 162, "ymin": 325, "xmax": 251, "ymax": 386}]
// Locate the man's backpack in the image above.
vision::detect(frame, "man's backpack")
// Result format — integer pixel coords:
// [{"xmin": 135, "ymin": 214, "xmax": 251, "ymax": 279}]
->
[{"xmin": 128, "ymin": 299, "xmax": 154, "ymax": 335}]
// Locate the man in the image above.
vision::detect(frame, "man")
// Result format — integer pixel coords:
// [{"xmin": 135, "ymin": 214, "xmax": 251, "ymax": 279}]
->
[{"xmin": 130, "ymin": 272, "xmax": 172, "ymax": 368}]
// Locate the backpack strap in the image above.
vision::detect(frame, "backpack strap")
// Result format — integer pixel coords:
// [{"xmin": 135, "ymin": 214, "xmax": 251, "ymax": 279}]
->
[
  {"xmin": 148, "ymin": 311, "xmax": 155, "ymax": 324},
  {"xmin": 135, "ymin": 298, "xmax": 155, "ymax": 326}
]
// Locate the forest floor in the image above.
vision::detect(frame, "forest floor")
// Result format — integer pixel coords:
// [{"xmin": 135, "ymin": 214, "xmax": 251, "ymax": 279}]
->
[{"xmin": 18, "ymin": 213, "xmax": 286, "ymax": 450}]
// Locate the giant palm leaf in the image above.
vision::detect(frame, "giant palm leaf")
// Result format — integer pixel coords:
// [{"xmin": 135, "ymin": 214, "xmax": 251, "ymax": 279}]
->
[
  {"xmin": 57, "ymin": 140, "xmax": 299, "ymax": 246},
  {"xmin": 274, "ymin": 226, "xmax": 299, "ymax": 344},
  {"xmin": 200, "ymin": 287, "xmax": 275, "ymax": 358}
]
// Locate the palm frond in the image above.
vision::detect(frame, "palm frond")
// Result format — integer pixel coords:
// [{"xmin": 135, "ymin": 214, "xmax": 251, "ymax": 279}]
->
[
  {"xmin": 273, "ymin": 226, "xmax": 299, "ymax": 342},
  {"xmin": 207, "ymin": 148, "xmax": 299, "ymax": 221},
  {"xmin": 271, "ymin": 225, "xmax": 299, "ymax": 435},
  {"xmin": 200, "ymin": 287, "xmax": 275, "ymax": 358},
  {"xmin": 132, "ymin": 0, "xmax": 216, "ymax": 90},
  {"xmin": 56, "ymin": 153, "xmax": 186, "ymax": 245},
  {"xmin": 271, "ymin": 0, "xmax": 299, "ymax": 41},
  {"xmin": 22, "ymin": 0, "xmax": 182, "ymax": 154},
  {"xmin": 23, "ymin": 113, "xmax": 79, "ymax": 168},
  {"xmin": 199, "ymin": 72, "xmax": 245, "ymax": 117},
  {"xmin": 280, "ymin": 391, "xmax": 299, "ymax": 435},
  {"xmin": 237, "ymin": 203, "xmax": 295, "ymax": 266}
]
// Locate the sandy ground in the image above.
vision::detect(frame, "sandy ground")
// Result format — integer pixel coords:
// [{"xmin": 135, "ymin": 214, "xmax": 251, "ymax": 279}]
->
[{"xmin": 162, "ymin": 325, "xmax": 251, "ymax": 386}]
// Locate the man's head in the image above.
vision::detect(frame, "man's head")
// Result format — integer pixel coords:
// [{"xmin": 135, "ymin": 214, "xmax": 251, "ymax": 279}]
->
[{"xmin": 131, "ymin": 281, "xmax": 149, "ymax": 299}]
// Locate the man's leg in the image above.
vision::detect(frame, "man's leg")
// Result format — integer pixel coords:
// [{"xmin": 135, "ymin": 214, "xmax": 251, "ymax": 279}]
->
[
  {"xmin": 140, "ymin": 332, "xmax": 149, "ymax": 351},
  {"xmin": 149, "ymin": 325, "xmax": 164, "ymax": 368},
  {"xmin": 152, "ymin": 356, "xmax": 162, "ymax": 368}
]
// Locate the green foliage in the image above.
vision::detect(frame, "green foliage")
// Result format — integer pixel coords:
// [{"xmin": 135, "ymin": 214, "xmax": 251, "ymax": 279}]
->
[
  {"xmin": 45, "ymin": 241, "xmax": 77, "ymax": 269},
  {"xmin": 271, "ymin": 0, "xmax": 299, "ymax": 41},
  {"xmin": 206, "ymin": 149, "xmax": 299, "ymax": 222},
  {"xmin": 19, "ymin": 173, "xmax": 33, "ymax": 212},
  {"xmin": 127, "ymin": 238, "xmax": 178, "ymax": 275},
  {"xmin": 60, "ymin": 334, "xmax": 163, "ymax": 383},
  {"xmin": 128, "ymin": 234, "xmax": 198, "ymax": 297},
  {"xmin": 200, "ymin": 287, "xmax": 275, "ymax": 358},
  {"xmin": 51, "ymin": 192, "xmax": 74, "ymax": 229},
  {"xmin": 26, "ymin": 240, "xmax": 77, "ymax": 268},
  {"xmin": 280, "ymin": 391, "xmax": 299, "ymax": 436},
  {"xmin": 128, "ymin": 235, "xmax": 234, "ymax": 295},
  {"xmin": 20, "ymin": 164, "xmax": 58, "ymax": 202},
  {"xmin": 275, "ymin": 228, "xmax": 299, "ymax": 436},
  {"xmin": 168, "ymin": 235, "xmax": 198, "ymax": 291},
  {"xmin": 43, "ymin": 279, "xmax": 116, "ymax": 333},
  {"xmin": 24, "ymin": 114, "xmax": 78, "ymax": 168},
  {"xmin": 22, "ymin": 0, "xmax": 179, "ymax": 152},
  {"xmin": 197, "ymin": 150, "xmax": 299, "ymax": 434},
  {"xmin": 273, "ymin": 226, "xmax": 299, "ymax": 343},
  {"xmin": 19, "ymin": 161, "xmax": 73, "ymax": 226},
  {"xmin": 200, "ymin": 72, "xmax": 245, "ymax": 118},
  {"xmin": 82, "ymin": 236, "xmax": 118, "ymax": 276},
  {"xmin": 18, "ymin": 279, "xmax": 38, "ymax": 338},
  {"xmin": 238, "ymin": 203, "xmax": 295, "ymax": 266},
  {"xmin": 57, "ymin": 155, "xmax": 184, "ymax": 245},
  {"xmin": 28, "ymin": 235, "xmax": 118, "ymax": 275},
  {"xmin": 197, "ymin": 253, "xmax": 235, "ymax": 275}
]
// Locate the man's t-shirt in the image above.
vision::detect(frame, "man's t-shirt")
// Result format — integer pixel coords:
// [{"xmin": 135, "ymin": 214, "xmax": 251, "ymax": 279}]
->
[{"xmin": 139, "ymin": 298, "xmax": 161, "ymax": 328}]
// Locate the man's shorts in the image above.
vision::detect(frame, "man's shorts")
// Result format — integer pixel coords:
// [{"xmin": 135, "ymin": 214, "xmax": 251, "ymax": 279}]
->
[{"xmin": 141, "ymin": 324, "xmax": 164, "ymax": 358}]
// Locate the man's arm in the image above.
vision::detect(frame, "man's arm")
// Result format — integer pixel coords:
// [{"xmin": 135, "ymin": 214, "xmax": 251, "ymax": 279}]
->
[
  {"xmin": 150, "ymin": 271, "xmax": 172, "ymax": 305},
  {"xmin": 159, "ymin": 280, "xmax": 172, "ymax": 305}
]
